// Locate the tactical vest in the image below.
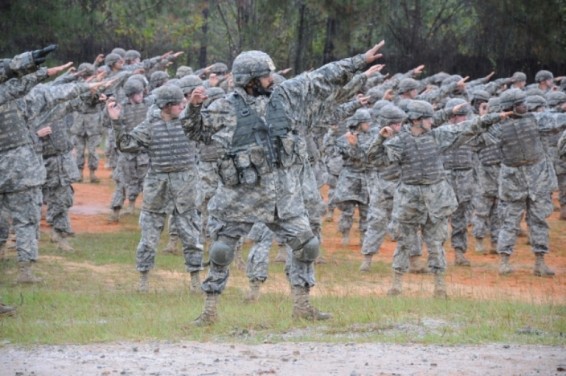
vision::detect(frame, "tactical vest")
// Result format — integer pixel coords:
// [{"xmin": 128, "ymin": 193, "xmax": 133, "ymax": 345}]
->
[
  {"xmin": 399, "ymin": 132, "xmax": 445, "ymax": 185},
  {"xmin": 148, "ymin": 119, "xmax": 193, "ymax": 173},
  {"xmin": 41, "ymin": 120, "xmax": 73, "ymax": 156},
  {"xmin": 498, "ymin": 114, "xmax": 545, "ymax": 167},
  {"xmin": 122, "ymin": 102, "xmax": 148, "ymax": 132},
  {"xmin": 0, "ymin": 101, "xmax": 31, "ymax": 153},
  {"xmin": 443, "ymin": 144, "xmax": 474, "ymax": 170},
  {"xmin": 200, "ymin": 142, "xmax": 222, "ymax": 162},
  {"xmin": 478, "ymin": 143, "xmax": 501, "ymax": 166},
  {"xmin": 378, "ymin": 162, "xmax": 400, "ymax": 181}
]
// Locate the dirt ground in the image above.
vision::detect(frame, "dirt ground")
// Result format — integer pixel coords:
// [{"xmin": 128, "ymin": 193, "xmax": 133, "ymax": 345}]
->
[{"xmin": 4, "ymin": 163, "xmax": 565, "ymax": 375}]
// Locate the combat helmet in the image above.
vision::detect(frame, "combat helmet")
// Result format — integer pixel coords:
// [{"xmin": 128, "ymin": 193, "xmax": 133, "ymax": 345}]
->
[
  {"xmin": 499, "ymin": 89, "xmax": 526, "ymax": 110},
  {"xmin": 407, "ymin": 100, "xmax": 434, "ymax": 120},
  {"xmin": 154, "ymin": 85, "xmax": 184, "ymax": 108},
  {"xmin": 545, "ymin": 91, "xmax": 566, "ymax": 108},
  {"xmin": 348, "ymin": 108, "xmax": 372, "ymax": 129},
  {"xmin": 535, "ymin": 70, "xmax": 553, "ymax": 83},
  {"xmin": 445, "ymin": 98, "xmax": 471, "ymax": 116},
  {"xmin": 525, "ymin": 95, "xmax": 547, "ymax": 111},
  {"xmin": 179, "ymin": 74, "xmax": 203, "ymax": 94},
  {"xmin": 232, "ymin": 50, "xmax": 275, "ymax": 87},
  {"xmin": 379, "ymin": 104, "xmax": 407, "ymax": 124},
  {"xmin": 124, "ymin": 77, "xmax": 144, "ymax": 97}
]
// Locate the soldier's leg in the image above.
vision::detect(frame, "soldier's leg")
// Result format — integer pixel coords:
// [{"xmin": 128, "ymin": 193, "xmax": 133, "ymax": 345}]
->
[
  {"xmin": 472, "ymin": 193, "xmax": 492, "ymax": 252},
  {"xmin": 488, "ymin": 197, "xmax": 501, "ymax": 253},
  {"xmin": 388, "ymin": 222, "xmax": 418, "ymax": 296},
  {"xmin": 108, "ymin": 170, "xmax": 126, "ymax": 222},
  {"xmin": 73, "ymin": 135, "xmax": 87, "ymax": 181},
  {"xmin": 358, "ymin": 202, "xmax": 369, "ymax": 244},
  {"xmin": 87, "ymin": 134, "xmax": 102, "ymax": 182},
  {"xmin": 46, "ymin": 184, "xmax": 75, "ymax": 252},
  {"xmin": 557, "ymin": 173, "xmax": 566, "ymax": 220},
  {"xmin": 0, "ymin": 207, "xmax": 10, "ymax": 257},
  {"xmin": 245, "ymin": 223, "xmax": 274, "ymax": 302},
  {"xmin": 338, "ymin": 201, "xmax": 355, "ymax": 245},
  {"xmin": 451, "ymin": 200, "xmax": 471, "ymax": 266},
  {"xmin": 497, "ymin": 199, "xmax": 525, "ymax": 274},
  {"xmin": 268, "ymin": 214, "xmax": 330, "ymax": 320},
  {"xmin": 526, "ymin": 194, "xmax": 555, "ymax": 276},
  {"xmin": 325, "ymin": 175, "xmax": 338, "ymax": 221},
  {"xmin": 422, "ymin": 217, "xmax": 449, "ymax": 297},
  {"xmin": 5, "ymin": 188, "xmax": 42, "ymax": 283},
  {"xmin": 175, "ymin": 208, "xmax": 204, "ymax": 291},
  {"xmin": 360, "ymin": 198, "xmax": 389, "ymax": 271},
  {"xmin": 163, "ymin": 213, "xmax": 180, "ymax": 254},
  {"xmin": 135, "ymin": 211, "xmax": 167, "ymax": 291}
]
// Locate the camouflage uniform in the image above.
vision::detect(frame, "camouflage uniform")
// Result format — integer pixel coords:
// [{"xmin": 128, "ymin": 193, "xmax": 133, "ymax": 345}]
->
[
  {"xmin": 245, "ymin": 222, "xmax": 274, "ymax": 283},
  {"xmin": 113, "ymin": 103, "xmax": 205, "ymax": 276},
  {"xmin": 321, "ymin": 126, "xmax": 344, "ymax": 218},
  {"xmin": 186, "ymin": 50, "xmax": 370, "ymax": 323},
  {"xmin": 1, "ymin": 70, "xmax": 89, "ymax": 281}
]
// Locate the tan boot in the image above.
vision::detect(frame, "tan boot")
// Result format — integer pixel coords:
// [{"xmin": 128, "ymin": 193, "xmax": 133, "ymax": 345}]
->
[
  {"xmin": 193, "ymin": 294, "xmax": 219, "ymax": 326},
  {"xmin": 387, "ymin": 271, "xmax": 403, "ymax": 296},
  {"xmin": 273, "ymin": 244, "xmax": 287, "ymax": 263},
  {"xmin": 162, "ymin": 235, "xmax": 180, "ymax": 254},
  {"xmin": 498, "ymin": 254, "xmax": 513, "ymax": 275},
  {"xmin": 138, "ymin": 271, "xmax": 149, "ymax": 292},
  {"xmin": 454, "ymin": 249, "xmax": 471, "ymax": 266},
  {"xmin": 108, "ymin": 208, "xmax": 120, "ymax": 223},
  {"xmin": 560, "ymin": 206, "xmax": 566, "ymax": 221},
  {"xmin": 409, "ymin": 255, "xmax": 429, "ymax": 274},
  {"xmin": 244, "ymin": 279, "xmax": 262, "ymax": 302},
  {"xmin": 122, "ymin": 200, "xmax": 136, "ymax": 215},
  {"xmin": 0, "ymin": 303, "xmax": 16, "ymax": 316},
  {"xmin": 489, "ymin": 238, "xmax": 498, "ymax": 255},
  {"xmin": 56, "ymin": 236, "xmax": 75, "ymax": 252},
  {"xmin": 433, "ymin": 272, "xmax": 448, "ymax": 298},
  {"xmin": 533, "ymin": 253, "xmax": 555, "ymax": 277},
  {"xmin": 474, "ymin": 237, "xmax": 485, "ymax": 254},
  {"xmin": 50, "ymin": 229, "xmax": 62, "ymax": 243},
  {"xmin": 291, "ymin": 286, "xmax": 331, "ymax": 321},
  {"xmin": 89, "ymin": 169, "xmax": 100, "ymax": 183},
  {"xmin": 17, "ymin": 261, "xmax": 43, "ymax": 284},
  {"xmin": 189, "ymin": 271, "xmax": 202, "ymax": 293},
  {"xmin": 359, "ymin": 254, "xmax": 373, "ymax": 272}
]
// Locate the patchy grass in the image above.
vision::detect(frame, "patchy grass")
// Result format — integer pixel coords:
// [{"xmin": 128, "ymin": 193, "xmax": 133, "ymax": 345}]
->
[{"xmin": 0, "ymin": 230, "xmax": 564, "ymax": 347}]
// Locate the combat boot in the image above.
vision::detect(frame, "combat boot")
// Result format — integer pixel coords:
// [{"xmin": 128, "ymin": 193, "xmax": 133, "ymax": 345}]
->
[
  {"xmin": 387, "ymin": 271, "xmax": 403, "ymax": 296},
  {"xmin": 189, "ymin": 271, "xmax": 202, "ymax": 293},
  {"xmin": 454, "ymin": 249, "xmax": 471, "ymax": 266},
  {"xmin": 107, "ymin": 208, "xmax": 120, "ymax": 223},
  {"xmin": 193, "ymin": 294, "xmax": 219, "ymax": 326},
  {"xmin": 474, "ymin": 237, "xmax": 485, "ymax": 254},
  {"xmin": 89, "ymin": 169, "xmax": 100, "ymax": 183},
  {"xmin": 291, "ymin": 286, "xmax": 331, "ymax": 321},
  {"xmin": 0, "ymin": 243, "xmax": 5, "ymax": 260},
  {"xmin": 273, "ymin": 244, "xmax": 287, "ymax": 263},
  {"xmin": 138, "ymin": 271, "xmax": 149, "ymax": 292},
  {"xmin": 409, "ymin": 255, "xmax": 429, "ymax": 274},
  {"xmin": 56, "ymin": 235, "xmax": 75, "ymax": 252},
  {"xmin": 162, "ymin": 235, "xmax": 180, "ymax": 254},
  {"xmin": 17, "ymin": 261, "xmax": 42, "ymax": 284},
  {"xmin": 560, "ymin": 205, "xmax": 566, "ymax": 221},
  {"xmin": 0, "ymin": 303, "xmax": 16, "ymax": 317},
  {"xmin": 244, "ymin": 279, "xmax": 262, "ymax": 303},
  {"xmin": 433, "ymin": 272, "xmax": 448, "ymax": 298},
  {"xmin": 50, "ymin": 229, "xmax": 62, "ymax": 243},
  {"xmin": 489, "ymin": 238, "xmax": 498, "ymax": 255},
  {"xmin": 498, "ymin": 254, "xmax": 513, "ymax": 275},
  {"xmin": 533, "ymin": 253, "xmax": 555, "ymax": 277},
  {"xmin": 359, "ymin": 254, "xmax": 373, "ymax": 272},
  {"xmin": 122, "ymin": 200, "xmax": 136, "ymax": 215}
]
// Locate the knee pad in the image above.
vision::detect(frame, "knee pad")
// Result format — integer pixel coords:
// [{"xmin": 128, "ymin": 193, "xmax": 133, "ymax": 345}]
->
[
  {"xmin": 292, "ymin": 236, "xmax": 320, "ymax": 262},
  {"xmin": 209, "ymin": 240, "xmax": 234, "ymax": 266}
]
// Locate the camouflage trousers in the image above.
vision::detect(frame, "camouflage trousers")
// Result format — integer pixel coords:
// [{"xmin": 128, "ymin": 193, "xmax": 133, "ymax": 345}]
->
[
  {"xmin": 362, "ymin": 178, "xmax": 421, "ymax": 257},
  {"xmin": 136, "ymin": 209, "xmax": 203, "ymax": 272},
  {"xmin": 43, "ymin": 184, "xmax": 74, "ymax": 235},
  {"xmin": 449, "ymin": 199, "xmax": 472, "ymax": 252},
  {"xmin": 393, "ymin": 218, "xmax": 448, "ymax": 274},
  {"xmin": 73, "ymin": 133, "xmax": 101, "ymax": 171},
  {"xmin": 0, "ymin": 207, "xmax": 10, "ymax": 247},
  {"xmin": 110, "ymin": 155, "xmax": 148, "ymax": 209},
  {"xmin": 203, "ymin": 214, "xmax": 315, "ymax": 294},
  {"xmin": 325, "ymin": 173, "xmax": 339, "ymax": 212},
  {"xmin": 497, "ymin": 193, "xmax": 553, "ymax": 255},
  {"xmin": 558, "ymin": 173, "xmax": 566, "ymax": 206},
  {"xmin": 246, "ymin": 223, "xmax": 274, "ymax": 282},
  {"xmin": 104, "ymin": 128, "xmax": 118, "ymax": 170},
  {"xmin": 337, "ymin": 201, "xmax": 369, "ymax": 237},
  {"xmin": 472, "ymin": 193, "xmax": 500, "ymax": 240},
  {"xmin": 0, "ymin": 187, "xmax": 41, "ymax": 262}
]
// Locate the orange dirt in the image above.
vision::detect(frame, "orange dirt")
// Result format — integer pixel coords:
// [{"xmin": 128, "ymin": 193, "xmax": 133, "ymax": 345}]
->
[{"xmin": 53, "ymin": 163, "xmax": 566, "ymax": 304}]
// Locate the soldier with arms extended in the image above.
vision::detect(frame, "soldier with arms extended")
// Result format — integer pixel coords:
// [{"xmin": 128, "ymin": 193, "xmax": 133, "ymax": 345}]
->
[{"xmin": 185, "ymin": 42, "xmax": 386, "ymax": 325}]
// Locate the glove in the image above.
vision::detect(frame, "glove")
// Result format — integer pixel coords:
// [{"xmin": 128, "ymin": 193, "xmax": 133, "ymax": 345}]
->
[{"xmin": 31, "ymin": 44, "xmax": 57, "ymax": 65}]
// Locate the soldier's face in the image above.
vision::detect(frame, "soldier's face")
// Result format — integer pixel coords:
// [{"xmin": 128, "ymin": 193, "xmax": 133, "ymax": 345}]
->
[
  {"xmin": 514, "ymin": 102, "xmax": 527, "ymax": 114},
  {"xmin": 167, "ymin": 101, "xmax": 186, "ymax": 118},
  {"xmin": 421, "ymin": 117, "xmax": 433, "ymax": 130},
  {"xmin": 258, "ymin": 74, "xmax": 274, "ymax": 91},
  {"xmin": 130, "ymin": 92, "xmax": 144, "ymax": 104},
  {"xmin": 389, "ymin": 121, "xmax": 402, "ymax": 133}
]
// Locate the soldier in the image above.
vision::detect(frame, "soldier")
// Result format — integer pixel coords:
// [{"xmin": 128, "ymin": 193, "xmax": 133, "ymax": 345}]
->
[
  {"xmin": 533, "ymin": 70, "xmax": 555, "ymax": 93},
  {"xmin": 361, "ymin": 104, "xmax": 426, "ymax": 273},
  {"xmin": 1, "ymin": 61, "xmax": 102, "ymax": 283},
  {"xmin": 370, "ymin": 100, "xmax": 509, "ymax": 297},
  {"xmin": 107, "ymin": 85, "xmax": 205, "ymax": 293},
  {"xmin": 487, "ymin": 89, "xmax": 566, "ymax": 276},
  {"xmin": 510, "ymin": 72, "xmax": 527, "ymax": 90},
  {"xmin": 185, "ymin": 42, "xmax": 386, "ymax": 325},
  {"xmin": 333, "ymin": 109, "xmax": 373, "ymax": 246},
  {"xmin": 0, "ymin": 44, "xmax": 57, "ymax": 83},
  {"xmin": 108, "ymin": 77, "xmax": 150, "ymax": 222},
  {"xmin": 544, "ymin": 92, "xmax": 566, "ymax": 220},
  {"xmin": 442, "ymin": 98, "xmax": 477, "ymax": 266}
]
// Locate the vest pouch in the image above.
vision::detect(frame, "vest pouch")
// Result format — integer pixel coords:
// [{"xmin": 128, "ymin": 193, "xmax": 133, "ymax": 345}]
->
[
  {"xmin": 249, "ymin": 146, "xmax": 271, "ymax": 175},
  {"xmin": 234, "ymin": 152, "xmax": 251, "ymax": 169},
  {"xmin": 219, "ymin": 158, "xmax": 239, "ymax": 186},
  {"xmin": 239, "ymin": 167, "xmax": 259, "ymax": 186},
  {"xmin": 279, "ymin": 137, "xmax": 296, "ymax": 168}
]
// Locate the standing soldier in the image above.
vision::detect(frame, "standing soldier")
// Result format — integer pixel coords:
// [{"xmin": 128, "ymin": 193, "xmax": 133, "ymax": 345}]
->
[
  {"xmin": 185, "ymin": 43, "xmax": 386, "ymax": 325},
  {"xmin": 107, "ymin": 85, "xmax": 205, "ymax": 292}
]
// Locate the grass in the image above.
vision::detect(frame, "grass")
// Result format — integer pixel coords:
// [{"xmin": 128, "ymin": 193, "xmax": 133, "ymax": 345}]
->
[{"xmin": 0, "ymin": 229, "xmax": 565, "ymax": 347}]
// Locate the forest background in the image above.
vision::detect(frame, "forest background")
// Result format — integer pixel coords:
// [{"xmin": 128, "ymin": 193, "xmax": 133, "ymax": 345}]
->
[{"xmin": 1, "ymin": 0, "xmax": 565, "ymax": 81}]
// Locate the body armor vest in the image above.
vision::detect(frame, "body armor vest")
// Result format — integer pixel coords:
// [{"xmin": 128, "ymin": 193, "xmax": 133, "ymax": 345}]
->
[
  {"xmin": 379, "ymin": 162, "xmax": 400, "ymax": 181},
  {"xmin": 149, "ymin": 119, "xmax": 192, "ymax": 172},
  {"xmin": 41, "ymin": 120, "xmax": 73, "ymax": 156},
  {"xmin": 443, "ymin": 144, "xmax": 474, "ymax": 170},
  {"xmin": 399, "ymin": 132, "xmax": 445, "ymax": 185},
  {"xmin": 0, "ymin": 101, "xmax": 31, "ymax": 153},
  {"xmin": 122, "ymin": 102, "xmax": 148, "ymax": 132},
  {"xmin": 478, "ymin": 143, "xmax": 501, "ymax": 166},
  {"xmin": 498, "ymin": 114, "xmax": 545, "ymax": 167}
]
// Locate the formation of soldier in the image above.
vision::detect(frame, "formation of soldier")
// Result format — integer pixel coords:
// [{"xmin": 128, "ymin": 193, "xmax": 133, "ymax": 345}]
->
[{"xmin": 1, "ymin": 41, "xmax": 566, "ymax": 322}]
